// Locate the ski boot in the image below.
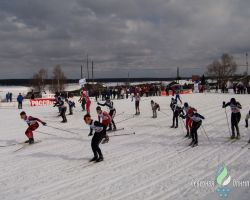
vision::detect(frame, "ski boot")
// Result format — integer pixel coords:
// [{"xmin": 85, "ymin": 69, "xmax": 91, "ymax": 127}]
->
[
  {"xmin": 231, "ymin": 135, "xmax": 235, "ymax": 139},
  {"xmin": 29, "ymin": 138, "xmax": 34, "ymax": 144},
  {"xmin": 248, "ymin": 140, "xmax": 250, "ymax": 144},
  {"xmin": 192, "ymin": 143, "xmax": 198, "ymax": 147},
  {"xmin": 189, "ymin": 141, "xmax": 194, "ymax": 146},
  {"xmin": 175, "ymin": 126, "xmax": 178, "ymax": 128},
  {"xmin": 236, "ymin": 134, "xmax": 241, "ymax": 140},
  {"xmin": 170, "ymin": 125, "xmax": 175, "ymax": 128},
  {"xmin": 96, "ymin": 156, "xmax": 104, "ymax": 162},
  {"xmin": 89, "ymin": 156, "xmax": 98, "ymax": 162}
]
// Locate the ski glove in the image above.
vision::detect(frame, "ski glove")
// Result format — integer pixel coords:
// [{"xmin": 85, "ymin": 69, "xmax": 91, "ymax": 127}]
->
[
  {"xmin": 42, "ymin": 122, "xmax": 47, "ymax": 126},
  {"xmin": 180, "ymin": 115, "xmax": 185, "ymax": 119}
]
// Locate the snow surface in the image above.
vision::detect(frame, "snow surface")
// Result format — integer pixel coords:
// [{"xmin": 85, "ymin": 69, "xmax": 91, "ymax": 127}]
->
[{"xmin": 0, "ymin": 92, "xmax": 250, "ymax": 200}]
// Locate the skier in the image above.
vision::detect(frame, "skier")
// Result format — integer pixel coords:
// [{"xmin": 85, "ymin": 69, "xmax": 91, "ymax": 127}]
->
[
  {"xmin": 151, "ymin": 100, "xmax": 160, "ymax": 118},
  {"xmin": 78, "ymin": 94, "xmax": 86, "ymax": 111},
  {"xmin": 223, "ymin": 98, "xmax": 242, "ymax": 139},
  {"xmin": 66, "ymin": 95, "xmax": 75, "ymax": 115},
  {"xmin": 132, "ymin": 93, "xmax": 141, "ymax": 115},
  {"xmin": 83, "ymin": 94, "xmax": 91, "ymax": 114},
  {"xmin": 170, "ymin": 97, "xmax": 177, "ymax": 111},
  {"xmin": 189, "ymin": 111, "xmax": 205, "ymax": 147},
  {"xmin": 171, "ymin": 102, "xmax": 184, "ymax": 128},
  {"xmin": 181, "ymin": 111, "xmax": 205, "ymax": 147},
  {"xmin": 96, "ymin": 106, "xmax": 111, "ymax": 143},
  {"xmin": 54, "ymin": 94, "xmax": 61, "ymax": 113},
  {"xmin": 20, "ymin": 111, "xmax": 46, "ymax": 144},
  {"xmin": 54, "ymin": 97, "xmax": 67, "ymax": 123},
  {"xmin": 245, "ymin": 110, "xmax": 250, "ymax": 143},
  {"xmin": 84, "ymin": 114, "xmax": 105, "ymax": 162},
  {"xmin": 175, "ymin": 89, "xmax": 182, "ymax": 104},
  {"xmin": 183, "ymin": 102, "xmax": 197, "ymax": 138},
  {"xmin": 97, "ymin": 97, "xmax": 117, "ymax": 131}
]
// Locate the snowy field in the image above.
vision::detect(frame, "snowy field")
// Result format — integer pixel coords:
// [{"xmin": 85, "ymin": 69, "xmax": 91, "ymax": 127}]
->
[{"xmin": 0, "ymin": 93, "xmax": 250, "ymax": 200}]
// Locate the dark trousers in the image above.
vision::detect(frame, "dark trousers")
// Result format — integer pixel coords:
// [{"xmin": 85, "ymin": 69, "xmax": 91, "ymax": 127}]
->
[
  {"xmin": 231, "ymin": 112, "xmax": 241, "ymax": 136},
  {"xmin": 81, "ymin": 102, "xmax": 86, "ymax": 111},
  {"xmin": 91, "ymin": 131, "xmax": 105, "ymax": 158},
  {"xmin": 18, "ymin": 102, "xmax": 22, "ymax": 109},
  {"xmin": 60, "ymin": 107, "xmax": 67, "ymax": 122},
  {"xmin": 135, "ymin": 101, "xmax": 140, "ymax": 114},
  {"xmin": 191, "ymin": 121, "xmax": 202, "ymax": 144},
  {"xmin": 175, "ymin": 94, "xmax": 182, "ymax": 103},
  {"xmin": 109, "ymin": 109, "xmax": 117, "ymax": 129},
  {"xmin": 172, "ymin": 111, "xmax": 179, "ymax": 127},
  {"xmin": 69, "ymin": 106, "xmax": 73, "ymax": 115}
]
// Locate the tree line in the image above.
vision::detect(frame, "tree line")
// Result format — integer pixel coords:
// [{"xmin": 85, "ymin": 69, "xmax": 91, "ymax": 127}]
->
[
  {"xmin": 206, "ymin": 53, "xmax": 244, "ymax": 87},
  {"xmin": 32, "ymin": 65, "xmax": 67, "ymax": 93}
]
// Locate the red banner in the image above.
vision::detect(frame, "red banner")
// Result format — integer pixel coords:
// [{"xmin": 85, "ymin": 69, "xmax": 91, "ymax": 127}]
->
[
  {"xmin": 30, "ymin": 98, "xmax": 55, "ymax": 107},
  {"xmin": 161, "ymin": 89, "xmax": 192, "ymax": 96}
]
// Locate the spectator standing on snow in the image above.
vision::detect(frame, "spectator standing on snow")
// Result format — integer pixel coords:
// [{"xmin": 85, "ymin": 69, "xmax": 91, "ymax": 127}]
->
[
  {"xmin": 17, "ymin": 93, "xmax": 24, "ymax": 109},
  {"xmin": 9, "ymin": 92, "xmax": 13, "ymax": 102}
]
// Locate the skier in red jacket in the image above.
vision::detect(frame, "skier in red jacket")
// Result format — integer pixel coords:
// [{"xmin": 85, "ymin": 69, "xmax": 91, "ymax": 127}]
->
[{"xmin": 20, "ymin": 111, "xmax": 46, "ymax": 144}]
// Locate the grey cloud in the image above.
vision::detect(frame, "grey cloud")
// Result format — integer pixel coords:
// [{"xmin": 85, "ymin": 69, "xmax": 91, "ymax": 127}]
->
[{"xmin": 0, "ymin": 0, "xmax": 249, "ymax": 78}]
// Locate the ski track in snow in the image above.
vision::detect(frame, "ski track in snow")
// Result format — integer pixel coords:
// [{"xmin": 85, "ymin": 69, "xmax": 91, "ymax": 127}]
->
[{"xmin": 0, "ymin": 93, "xmax": 250, "ymax": 200}]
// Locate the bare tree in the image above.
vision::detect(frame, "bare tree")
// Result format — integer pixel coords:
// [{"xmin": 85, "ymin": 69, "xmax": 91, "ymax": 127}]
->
[
  {"xmin": 50, "ymin": 65, "xmax": 67, "ymax": 92},
  {"xmin": 32, "ymin": 69, "xmax": 48, "ymax": 92},
  {"xmin": 206, "ymin": 53, "xmax": 237, "ymax": 87}
]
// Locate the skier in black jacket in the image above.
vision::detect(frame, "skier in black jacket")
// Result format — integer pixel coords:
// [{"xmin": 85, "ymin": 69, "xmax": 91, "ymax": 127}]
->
[
  {"xmin": 171, "ymin": 103, "xmax": 184, "ymax": 128},
  {"xmin": 223, "ymin": 98, "xmax": 242, "ymax": 139},
  {"xmin": 54, "ymin": 97, "xmax": 67, "ymax": 123},
  {"xmin": 181, "ymin": 111, "xmax": 205, "ymax": 147},
  {"xmin": 84, "ymin": 114, "xmax": 105, "ymax": 162}
]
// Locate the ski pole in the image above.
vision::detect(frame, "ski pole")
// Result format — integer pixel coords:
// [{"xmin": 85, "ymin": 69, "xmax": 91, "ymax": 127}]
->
[
  {"xmin": 46, "ymin": 125, "xmax": 80, "ymax": 135},
  {"xmin": 160, "ymin": 110, "xmax": 169, "ymax": 116},
  {"xmin": 179, "ymin": 117, "xmax": 185, "ymax": 135},
  {"xmin": 201, "ymin": 124, "xmax": 211, "ymax": 143},
  {"xmin": 109, "ymin": 132, "xmax": 135, "ymax": 137},
  {"xmin": 116, "ymin": 112, "xmax": 125, "ymax": 117},
  {"xmin": 224, "ymin": 108, "xmax": 231, "ymax": 137},
  {"xmin": 36, "ymin": 130, "xmax": 58, "ymax": 137},
  {"xmin": 116, "ymin": 115, "xmax": 135, "ymax": 124}
]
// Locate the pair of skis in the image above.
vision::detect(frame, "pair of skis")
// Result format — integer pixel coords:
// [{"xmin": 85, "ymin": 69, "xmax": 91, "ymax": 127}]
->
[
  {"xmin": 177, "ymin": 144, "xmax": 198, "ymax": 153},
  {"xmin": 13, "ymin": 141, "xmax": 41, "ymax": 152},
  {"xmin": 0, "ymin": 140, "xmax": 41, "ymax": 152},
  {"xmin": 107, "ymin": 128, "xmax": 136, "ymax": 137}
]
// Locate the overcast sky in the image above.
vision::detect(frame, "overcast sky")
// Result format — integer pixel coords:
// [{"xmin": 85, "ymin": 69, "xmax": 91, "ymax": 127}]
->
[{"xmin": 0, "ymin": 0, "xmax": 249, "ymax": 79}]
